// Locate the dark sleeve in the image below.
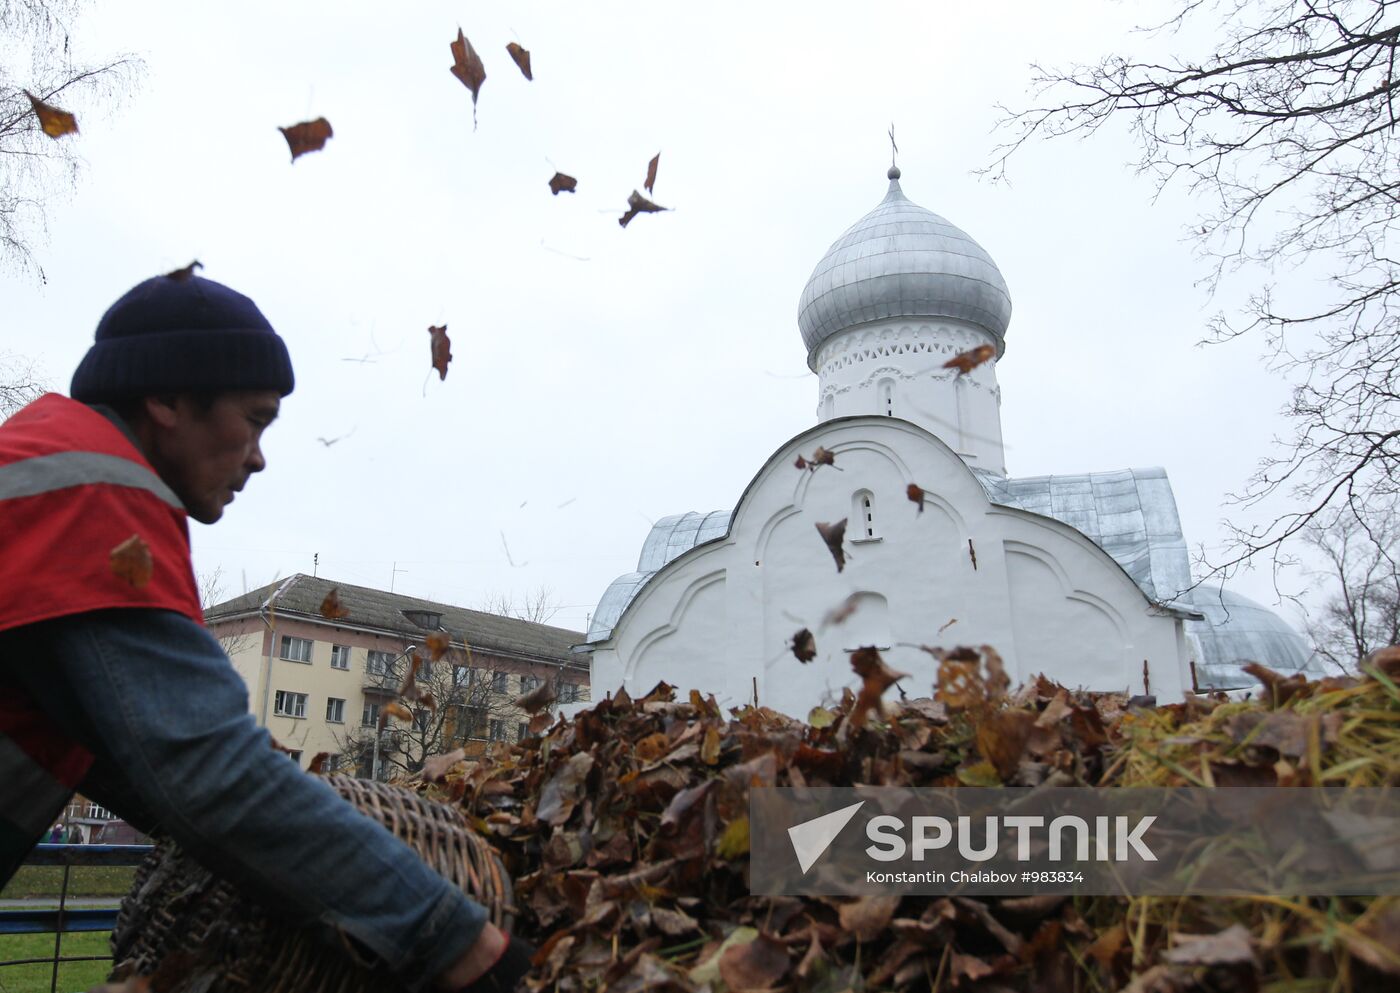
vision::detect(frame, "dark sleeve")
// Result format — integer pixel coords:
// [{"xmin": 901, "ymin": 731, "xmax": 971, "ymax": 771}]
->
[{"xmin": 1, "ymin": 610, "xmax": 487, "ymax": 991}]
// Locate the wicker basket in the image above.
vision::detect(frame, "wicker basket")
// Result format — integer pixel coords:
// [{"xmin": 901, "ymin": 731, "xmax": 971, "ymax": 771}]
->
[{"xmin": 110, "ymin": 775, "xmax": 513, "ymax": 993}]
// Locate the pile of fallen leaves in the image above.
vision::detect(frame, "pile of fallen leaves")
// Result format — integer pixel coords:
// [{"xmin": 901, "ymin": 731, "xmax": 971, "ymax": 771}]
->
[{"xmin": 411, "ymin": 647, "xmax": 1400, "ymax": 993}]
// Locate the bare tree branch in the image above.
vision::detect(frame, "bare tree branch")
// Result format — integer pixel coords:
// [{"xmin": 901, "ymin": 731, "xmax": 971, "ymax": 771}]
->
[{"xmin": 990, "ymin": 0, "xmax": 1400, "ymax": 581}]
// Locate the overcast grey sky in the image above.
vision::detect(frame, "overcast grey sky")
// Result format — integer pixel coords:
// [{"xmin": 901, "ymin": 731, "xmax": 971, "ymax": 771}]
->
[{"xmin": 3, "ymin": 1, "xmax": 1323, "ymax": 636}]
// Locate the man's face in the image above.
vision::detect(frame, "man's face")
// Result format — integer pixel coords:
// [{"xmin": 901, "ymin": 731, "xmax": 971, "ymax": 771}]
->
[{"xmin": 146, "ymin": 390, "xmax": 281, "ymax": 524}]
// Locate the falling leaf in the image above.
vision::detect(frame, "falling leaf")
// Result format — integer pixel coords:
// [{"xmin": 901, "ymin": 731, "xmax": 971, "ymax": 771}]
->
[
  {"xmin": 791, "ymin": 628, "xmax": 817, "ymax": 663},
  {"xmin": 110, "ymin": 534, "xmax": 153, "ymax": 589},
  {"xmin": 907, "ymin": 482, "xmax": 926, "ymax": 514},
  {"xmin": 618, "ymin": 189, "xmax": 668, "ymax": 228},
  {"xmin": 943, "ymin": 343, "xmax": 995, "ymax": 376},
  {"xmin": 968, "ymin": 538, "xmax": 978, "ymax": 570},
  {"xmin": 505, "ymin": 41, "xmax": 533, "ymax": 80},
  {"xmin": 396, "ymin": 652, "xmax": 423, "ymax": 697},
  {"xmin": 25, "ymin": 91, "xmax": 77, "ymax": 138},
  {"xmin": 425, "ymin": 630, "xmax": 451, "ymax": 660},
  {"xmin": 449, "ymin": 28, "xmax": 487, "ymax": 125},
  {"xmin": 517, "ymin": 680, "xmax": 558, "ymax": 714},
  {"xmin": 794, "ymin": 455, "xmax": 808, "ymax": 470},
  {"xmin": 165, "ymin": 260, "xmax": 202, "ymax": 282},
  {"xmin": 982, "ymin": 644, "xmax": 1010, "ymax": 700},
  {"xmin": 849, "ymin": 646, "xmax": 907, "ymax": 730},
  {"xmin": 937, "ymin": 617, "xmax": 957, "ymax": 634},
  {"xmin": 428, "ymin": 325, "xmax": 452, "ymax": 381},
  {"xmin": 821, "ymin": 594, "xmax": 860, "ymax": 627},
  {"xmin": 381, "ymin": 701, "xmax": 414, "ymax": 725},
  {"xmin": 278, "ymin": 117, "xmax": 333, "ymax": 161},
  {"xmin": 815, "ymin": 519, "xmax": 848, "ymax": 572},
  {"xmin": 319, "ymin": 588, "xmax": 349, "ymax": 619},
  {"xmin": 421, "ymin": 748, "xmax": 466, "ymax": 782},
  {"xmin": 810, "ymin": 446, "xmax": 836, "ymax": 468},
  {"xmin": 548, "ymin": 172, "xmax": 577, "ymax": 195},
  {"xmin": 645, "ymin": 152, "xmax": 660, "ymax": 193},
  {"xmin": 307, "ymin": 752, "xmax": 332, "ymax": 774}
]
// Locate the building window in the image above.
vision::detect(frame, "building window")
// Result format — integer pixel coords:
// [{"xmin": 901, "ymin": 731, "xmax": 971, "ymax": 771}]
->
[
  {"xmin": 362, "ymin": 702, "xmax": 380, "ymax": 727},
  {"xmin": 366, "ymin": 650, "xmax": 395, "ymax": 676},
  {"xmin": 520, "ymin": 675, "xmax": 542, "ymax": 694},
  {"xmin": 326, "ymin": 697, "xmax": 346, "ymax": 723},
  {"xmin": 559, "ymin": 682, "xmax": 579, "ymax": 704},
  {"xmin": 517, "ymin": 722, "xmax": 528, "ymax": 742},
  {"xmin": 489, "ymin": 719, "xmax": 507, "ymax": 741},
  {"xmin": 330, "ymin": 645, "xmax": 351, "ymax": 670},
  {"xmin": 879, "ymin": 379, "xmax": 894, "ymax": 416},
  {"xmin": 455, "ymin": 705, "xmax": 486, "ymax": 739},
  {"xmin": 416, "ymin": 658, "xmax": 432, "ymax": 682},
  {"xmin": 279, "ymin": 636, "xmax": 313, "ymax": 663},
  {"xmin": 323, "ymin": 753, "xmax": 341, "ymax": 772},
  {"xmin": 492, "ymin": 671, "xmax": 510, "ymax": 694},
  {"xmin": 414, "ymin": 709, "xmax": 431, "ymax": 733},
  {"xmin": 452, "ymin": 665, "xmax": 471, "ymax": 687},
  {"xmin": 273, "ymin": 690, "xmax": 307, "ymax": 718},
  {"xmin": 287, "ymin": 750, "xmax": 302, "ymax": 764},
  {"xmin": 852, "ymin": 489, "xmax": 879, "ymax": 540}
]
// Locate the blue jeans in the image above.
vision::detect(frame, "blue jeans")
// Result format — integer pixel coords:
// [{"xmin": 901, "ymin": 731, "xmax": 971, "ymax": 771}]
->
[{"xmin": 0, "ymin": 609, "xmax": 486, "ymax": 990}]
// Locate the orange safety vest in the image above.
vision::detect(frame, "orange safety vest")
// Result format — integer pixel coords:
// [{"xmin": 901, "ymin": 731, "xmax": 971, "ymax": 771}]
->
[{"xmin": 0, "ymin": 394, "xmax": 202, "ymax": 880}]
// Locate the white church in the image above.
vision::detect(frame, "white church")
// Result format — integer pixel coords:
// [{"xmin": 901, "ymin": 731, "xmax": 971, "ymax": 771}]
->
[{"xmin": 580, "ymin": 167, "xmax": 1318, "ymax": 716}]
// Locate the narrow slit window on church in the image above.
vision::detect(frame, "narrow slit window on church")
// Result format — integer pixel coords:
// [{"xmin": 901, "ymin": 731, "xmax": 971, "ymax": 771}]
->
[
  {"xmin": 852, "ymin": 489, "xmax": 878, "ymax": 540},
  {"xmin": 879, "ymin": 380, "xmax": 894, "ymax": 416}
]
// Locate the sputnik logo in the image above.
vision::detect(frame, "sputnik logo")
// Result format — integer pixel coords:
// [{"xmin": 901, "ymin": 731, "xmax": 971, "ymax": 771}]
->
[{"xmin": 787, "ymin": 800, "xmax": 865, "ymax": 873}]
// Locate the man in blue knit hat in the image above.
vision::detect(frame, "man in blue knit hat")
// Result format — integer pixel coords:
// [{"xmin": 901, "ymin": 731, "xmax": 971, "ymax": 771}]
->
[{"xmin": 0, "ymin": 268, "xmax": 531, "ymax": 993}]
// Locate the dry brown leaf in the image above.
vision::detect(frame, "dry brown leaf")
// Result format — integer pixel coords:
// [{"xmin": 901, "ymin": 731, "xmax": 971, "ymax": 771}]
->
[
  {"xmin": 421, "ymin": 748, "xmax": 466, "ymax": 782},
  {"xmin": 548, "ymin": 172, "xmax": 577, "ymax": 195},
  {"xmin": 278, "ymin": 117, "xmax": 333, "ymax": 161},
  {"xmin": 428, "ymin": 325, "xmax": 452, "ymax": 381},
  {"xmin": 982, "ymin": 644, "xmax": 1010, "ymax": 700},
  {"xmin": 425, "ymin": 630, "xmax": 451, "ymax": 661},
  {"xmin": 505, "ymin": 41, "xmax": 533, "ymax": 80},
  {"xmin": 164, "ymin": 260, "xmax": 202, "ymax": 282},
  {"xmin": 1162, "ymin": 924, "xmax": 1257, "ymax": 967},
  {"xmin": 1243, "ymin": 661, "xmax": 1307, "ymax": 708},
  {"xmin": 794, "ymin": 454, "xmax": 808, "ymax": 470},
  {"xmin": 619, "ymin": 189, "xmax": 668, "ymax": 228},
  {"xmin": 25, "ymin": 91, "xmax": 77, "ymax": 138},
  {"xmin": 319, "ymin": 588, "xmax": 350, "ymax": 619},
  {"xmin": 815, "ymin": 519, "xmax": 848, "ymax": 572},
  {"xmin": 977, "ymin": 709, "xmax": 1035, "ymax": 780},
  {"xmin": 449, "ymin": 28, "xmax": 486, "ymax": 125},
  {"xmin": 1364, "ymin": 644, "xmax": 1400, "ymax": 680},
  {"xmin": 381, "ymin": 701, "xmax": 414, "ymax": 725},
  {"xmin": 110, "ymin": 534, "xmax": 153, "ymax": 589},
  {"xmin": 849, "ymin": 646, "xmax": 907, "ymax": 730},
  {"xmin": 791, "ymin": 627, "xmax": 817, "ymax": 663},
  {"xmin": 907, "ymin": 482, "xmax": 926, "ymax": 514},
  {"xmin": 821, "ymin": 594, "xmax": 861, "ymax": 627},
  {"xmin": 718, "ymin": 932, "xmax": 790, "ymax": 990},
  {"xmin": 307, "ymin": 752, "xmax": 333, "ymax": 774},
  {"xmin": 517, "ymin": 680, "xmax": 558, "ymax": 714},
  {"xmin": 839, "ymin": 895, "xmax": 901, "ymax": 942},
  {"xmin": 645, "ymin": 152, "xmax": 660, "ymax": 193},
  {"xmin": 943, "ymin": 343, "xmax": 995, "ymax": 376}
]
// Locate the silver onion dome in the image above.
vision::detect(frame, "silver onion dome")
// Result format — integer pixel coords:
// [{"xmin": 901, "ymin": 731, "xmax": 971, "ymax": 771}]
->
[{"xmin": 797, "ymin": 167, "xmax": 1013, "ymax": 364}]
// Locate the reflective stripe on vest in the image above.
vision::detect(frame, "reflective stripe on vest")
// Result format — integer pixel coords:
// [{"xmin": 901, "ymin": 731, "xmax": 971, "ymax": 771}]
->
[{"xmin": 0, "ymin": 450, "xmax": 182, "ymax": 507}]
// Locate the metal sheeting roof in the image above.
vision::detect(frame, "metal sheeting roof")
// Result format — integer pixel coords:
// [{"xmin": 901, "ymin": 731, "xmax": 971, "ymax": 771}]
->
[
  {"xmin": 207, "ymin": 574, "xmax": 583, "ymax": 664},
  {"xmin": 971, "ymin": 467, "xmax": 1192, "ymax": 605},
  {"xmin": 797, "ymin": 169, "xmax": 1013, "ymax": 362},
  {"xmin": 587, "ymin": 512, "xmax": 732, "ymax": 642},
  {"xmin": 1184, "ymin": 586, "xmax": 1324, "ymax": 688}
]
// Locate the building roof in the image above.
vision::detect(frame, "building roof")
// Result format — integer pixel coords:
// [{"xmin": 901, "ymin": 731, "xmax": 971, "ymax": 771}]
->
[
  {"xmin": 797, "ymin": 167, "xmax": 1013, "ymax": 367},
  {"xmin": 1183, "ymin": 585, "xmax": 1324, "ymax": 688},
  {"xmin": 586, "ymin": 512, "xmax": 731, "ymax": 641},
  {"xmin": 970, "ymin": 467, "xmax": 1192, "ymax": 606},
  {"xmin": 207, "ymin": 574, "xmax": 584, "ymax": 666}
]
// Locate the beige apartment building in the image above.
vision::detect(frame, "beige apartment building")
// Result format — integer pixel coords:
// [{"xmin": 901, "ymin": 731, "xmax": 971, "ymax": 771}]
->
[{"xmin": 205, "ymin": 574, "xmax": 587, "ymax": 777}]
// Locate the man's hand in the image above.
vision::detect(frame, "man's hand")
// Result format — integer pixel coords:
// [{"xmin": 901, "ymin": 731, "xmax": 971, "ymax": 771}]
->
[{"xmin": 436, "ymin": 923, "xmax": 534, "ymax": 993}]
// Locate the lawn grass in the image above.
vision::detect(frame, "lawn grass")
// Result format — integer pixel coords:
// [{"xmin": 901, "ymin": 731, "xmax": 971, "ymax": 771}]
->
[
  {"xmin": 0, "ymin": 931, "xmax": 110, "ymax": 993},
  {"xmin": 0, "ymin": 869, "xmax": 133, "ymax": 901}
]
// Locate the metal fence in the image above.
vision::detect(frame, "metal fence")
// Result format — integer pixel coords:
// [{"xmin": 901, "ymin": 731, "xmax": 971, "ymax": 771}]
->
[{"xmin": 0, "ymin": 844, "xmax": 150, "ymax": 993}]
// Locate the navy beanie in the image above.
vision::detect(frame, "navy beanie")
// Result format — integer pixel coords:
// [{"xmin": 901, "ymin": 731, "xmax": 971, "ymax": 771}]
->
[{"xmin": 70, "ymin": 272, "xmax": 295, "ymax": 402}]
